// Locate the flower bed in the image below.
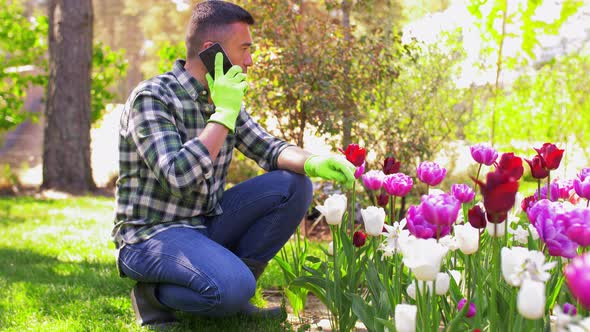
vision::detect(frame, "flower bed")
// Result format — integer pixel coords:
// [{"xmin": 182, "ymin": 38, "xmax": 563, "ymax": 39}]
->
[{"xmin": 276, "ymin": 142, "xmax": 590, "ymax": 332}]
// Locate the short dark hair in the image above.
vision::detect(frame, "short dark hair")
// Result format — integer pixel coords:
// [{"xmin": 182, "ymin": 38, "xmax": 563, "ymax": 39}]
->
[{"xmin": 185, "ymin": 1, "xmax": 255, "ymax": 59}]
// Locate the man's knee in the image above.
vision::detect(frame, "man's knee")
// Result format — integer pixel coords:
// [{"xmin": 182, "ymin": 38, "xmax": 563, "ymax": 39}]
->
[{"xmin": 204, "ymin": 271, "xmax": 256, "ymax": 316}]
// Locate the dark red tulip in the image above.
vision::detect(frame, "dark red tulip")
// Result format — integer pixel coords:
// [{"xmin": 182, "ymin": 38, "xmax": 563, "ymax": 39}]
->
[
  {"xmin": 383, "ymin": 156, "xmax": 401, "ymax": 175},
  {"xmin": 534, "ymin": 143, "xmax": 564, "ymax": 171},
  {"xmin": 468, "ymin": 205, "xmax": 487, "ymax": 229},
  {"xmin": 525, "ymin": 155, "xmax": 549, "ymax": 179},
  {"xmin": 339, "ymin": 144, "xmax": 367, "ymax": 167},
  {"xmin": 377, "ymin": 192, "xmax": 389, "ymax": 207},
  {"xmin": 521, "ymin": 195, "xmax": 537, "ymax": 213},
  {"xmin": 496, "ymin": 153, "xmax": 523, "ymax": 180},
  {"xmin": 474, "ymin": 170, "xmax": 519, "ymax": 223},
  {"xmin": 353, "ymin": 230, "xmax": 367, "ymax": 247}
]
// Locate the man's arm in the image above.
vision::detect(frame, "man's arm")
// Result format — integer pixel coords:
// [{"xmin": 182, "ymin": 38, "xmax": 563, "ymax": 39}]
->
[{"xmin": 276, "ymin": 146, "xmax": 313, "ymax": 174}]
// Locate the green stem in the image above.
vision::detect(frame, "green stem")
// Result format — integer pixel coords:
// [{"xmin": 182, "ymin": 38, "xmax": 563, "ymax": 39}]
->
[
  {"xmin": 391, "ymin": 195, "xmax": 397, "ymax": 224},
  {"xmin": 350, "ymin": 181, "xmax": 356, "ymax": 235},
  {"xmin": 547, "ymin": 172, "xmax": 551, "ymax": 201},
  {"xmin": 537, "ymin": 179, "xmax": 541, "ymax": 200}
]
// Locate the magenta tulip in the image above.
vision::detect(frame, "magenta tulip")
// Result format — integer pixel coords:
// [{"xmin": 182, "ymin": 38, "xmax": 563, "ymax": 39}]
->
[
  {"xmin": 383, "ymin": 173, "xmax": 413, "ymax": 197},
  {"xmin": 470, "ymin": 143, "xmax": 498, "ymax": 166},
  {"xmin": 416, "ymin": 161, "xmax": 447, "ymax": 186},
  {"xmin": 451, "ymin": 184, "xmax": 475, "ymax": 203},
  {"xmin": 565, "ymin": 253, "xmax": 590, "ymax": 309},
  {"xmin": 362, "ymin": 170, "xmax": 385, "ymax": 191},
  {"xmin": 421, "ymin": 193, "xmax": 461, "ymax": 227}
]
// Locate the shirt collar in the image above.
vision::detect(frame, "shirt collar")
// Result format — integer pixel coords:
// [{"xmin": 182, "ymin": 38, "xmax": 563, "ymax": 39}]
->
[{"xmin": 171, "ymin": 59, "xmax": 208, "ymax": 101}]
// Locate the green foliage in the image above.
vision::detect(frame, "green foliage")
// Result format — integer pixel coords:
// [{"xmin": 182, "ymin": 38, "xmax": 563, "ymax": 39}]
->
[
  {"xmin": 0, "ymin": 0, "xmax": 47, "ymax": 129},
  {"xmin": 91, "ymin": 42, "xmax": 128, "ymax": 123},
  {"xmin": 156, "ymin": 41, "xmax": 185, "ymax": 74}
]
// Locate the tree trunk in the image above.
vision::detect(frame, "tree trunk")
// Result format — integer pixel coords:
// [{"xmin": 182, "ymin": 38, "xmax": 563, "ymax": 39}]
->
[
  {"xmin": 43, "ymin": 0, "xmax": 95, "ymax": 193},
  {"xmin": 341, "ymin": 0, "xmax": 354, "ymax": 149}
]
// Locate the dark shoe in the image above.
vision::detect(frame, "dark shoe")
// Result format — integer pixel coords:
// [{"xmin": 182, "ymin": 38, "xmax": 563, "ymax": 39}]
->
[
  {"xmin": 240, "ymin": 258, "xmax": 285, "ymax": 320},
  {"xmin": 130, "ymin": 283, "xmax": 178, "ymax": 327}
]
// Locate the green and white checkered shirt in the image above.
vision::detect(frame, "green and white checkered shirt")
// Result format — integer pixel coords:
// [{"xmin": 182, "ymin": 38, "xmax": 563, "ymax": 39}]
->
[{"xmin": 112, "ymin": 60, "xmax": 292, "ymax": 248}]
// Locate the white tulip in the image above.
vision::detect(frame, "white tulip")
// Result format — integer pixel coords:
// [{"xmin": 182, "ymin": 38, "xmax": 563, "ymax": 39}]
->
[
  {"xmin": 449, "ymin": 270, "xmax": 462, "ymax": 286},
  {"xmin": 439, "ymin": 235, "xmax": 459, "ymax": 251},
  {"xmin": 501, "ymin": 246, "xmax": 556, "ymax": 287},
  {"xmin": 517, "ymin": 279, "xmax": 545, "ymax": 320},
  {"xmin": 361, "ymin": 206, "xmax": 386, "ymax": 236},
  {"xmin": 379, "ymin": 219, "xmax": 410, "ymax": 257},
  {"xmin": 327, "ymin": 241, "xmax": 334, "ymax": 256},
  {"xmin": 454, "ymin": 223, "xmax": 480, "ymax": 254},
  {"xmin": 395, "ymin": 304, "xmax": 417, "ymax": 332},
  {"xmin": 402, "ymin": 237, "xmax": 449, "ymax": 281},
  {"xmin": 486, "ymin": 220, "xmax": 506, "ymax": 237},
  {"xmin": 509, "ymin": 225, "xmax": 531, "ymax": 244},
  {"xmin": 406, "ymin": 283, "xmax": 416, "ymax": 300},
  {"xmin": 433, "ymin": 272, "xmax": 451, "ymax": 295},
  {"xmin": 316, "ymin": 194, "xmax": 347, "ymax": 225}
]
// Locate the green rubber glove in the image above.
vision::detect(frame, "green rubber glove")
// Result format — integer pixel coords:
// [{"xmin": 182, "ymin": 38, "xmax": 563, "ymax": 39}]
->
[
  {"xmin": 206, "ymin": 52, "xmax": 248, "ymax": 133},
  {"xmin": 304, "ymin": 155, "xmax": 356, "ymax": 188}
]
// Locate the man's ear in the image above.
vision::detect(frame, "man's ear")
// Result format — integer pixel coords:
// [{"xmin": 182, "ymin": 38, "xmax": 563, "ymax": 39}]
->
[{"xmin": 200, "ymin": 41, "xmax": 214, "ymax": 53}]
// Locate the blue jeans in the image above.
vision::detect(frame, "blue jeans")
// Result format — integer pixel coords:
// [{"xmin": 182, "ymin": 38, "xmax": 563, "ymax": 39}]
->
[{"xmin": 118, "ymin": 170, "xmax": 313, "ymax": 317}]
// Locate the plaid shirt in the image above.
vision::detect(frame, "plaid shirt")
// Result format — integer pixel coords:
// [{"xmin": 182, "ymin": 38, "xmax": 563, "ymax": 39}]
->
[{"xmin": 112, "ymin": 60, "xmax": 292, "ymax": 248}]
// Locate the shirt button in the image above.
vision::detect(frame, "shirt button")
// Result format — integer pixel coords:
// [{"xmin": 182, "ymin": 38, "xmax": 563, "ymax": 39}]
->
[{"xmin": 200, "ymin": 90, "xmax": 208, "ymax": 96}]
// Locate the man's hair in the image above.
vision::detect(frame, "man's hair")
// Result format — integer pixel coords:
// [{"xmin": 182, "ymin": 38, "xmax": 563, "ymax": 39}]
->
[{"xmin": 186, "ymin": 1, "xmax": 254, "ymax": 60}]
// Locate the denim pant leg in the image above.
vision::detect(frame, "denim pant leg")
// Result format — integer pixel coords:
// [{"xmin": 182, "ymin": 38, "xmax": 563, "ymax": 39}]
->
[
  {"xmin": 118, "ymin": 227, "xmax": 256, "ymax": 317},
  {"xmin": 206, "ymin": 170, "xmax": 314, "ymax": 263}
]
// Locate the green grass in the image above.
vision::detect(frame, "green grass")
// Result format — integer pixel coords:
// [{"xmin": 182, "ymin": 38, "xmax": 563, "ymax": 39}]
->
[{"xmin": 0, "ymin": 196, "xmax": 313, "ymax": 332}]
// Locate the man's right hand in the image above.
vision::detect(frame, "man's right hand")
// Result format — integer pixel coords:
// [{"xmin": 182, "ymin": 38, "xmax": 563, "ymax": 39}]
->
[{"xmin": 206, "ymin": 52, "xmax": 248, "ymax": 133}]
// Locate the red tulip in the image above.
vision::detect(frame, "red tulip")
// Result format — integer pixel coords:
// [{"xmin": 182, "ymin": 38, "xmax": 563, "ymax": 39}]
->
[
  {"xmin": 496, "ymin": 153, "xmax": 523, "ymax": 180},
  {"xmin": 468, "ymin": 205, "xmax": 487, "ymax": 229},
  {"xmin": 474, "ymin": 170, "xmax": 519, "ymax": 223},
  {"xmin": 377, "ymin": 192, "xmax": 389, "ymax": 207},
  {"xmin": 353, "ymin": 230, "xmax": 367, "ymax": 247},
  {"xmin": 339, "ymin": 144, "xmax": 367, "ymax": 167},
  {"xmin": 534, "ymin": 143, "xmax": 564, "ymax": 171},
  {"xmin": 383, "ymin": 156, "xmax": 401, "ymax": 175},
  {"xmin": 525, "ymin": 155, "xmax": 549, "ymax": 179}
]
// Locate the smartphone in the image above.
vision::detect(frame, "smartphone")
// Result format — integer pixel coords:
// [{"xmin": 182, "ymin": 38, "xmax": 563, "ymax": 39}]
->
[{"xmin": 198, "ymin": 43, "xmax": 233, "ymax": 80}]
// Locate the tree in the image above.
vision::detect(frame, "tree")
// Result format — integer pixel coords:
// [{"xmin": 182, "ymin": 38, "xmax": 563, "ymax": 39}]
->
[{"xmin": 43, "ymin": 0, "xmax": 95, "ymax": 193}]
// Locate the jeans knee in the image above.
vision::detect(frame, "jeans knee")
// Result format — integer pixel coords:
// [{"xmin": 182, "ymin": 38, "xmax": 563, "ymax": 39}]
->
[
  {"xmin": 209, "ymin": 271, "xmax": 256, "ymax": 316},
  {"xmin": 283, "ymin": 171, "xmax": 313, "ymax": 207}
]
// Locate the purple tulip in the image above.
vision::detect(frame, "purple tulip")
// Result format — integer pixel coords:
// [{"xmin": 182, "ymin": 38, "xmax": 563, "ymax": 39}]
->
[
  {"xmin": 574, "ymin": 173, "xmax": 590, "ymax": 200},
  {"xmin": 470, "ymin": 143, "xmax": 498, "ymax": 166},
  {"xmin": 383, "ymin": 173, "xmax": 414, "ymax": 197},
  {"xmin": 362, "ymin": 170, "xmax": 385, "ymax": 191},
  {"xmin": 565, "ymin": 207, "xmax": 590, "ymax": 247},
  {"xmin": 533, "ymin": 203, "xmax": 578, "ymax": 258},
  {"xmin": 562, "ymin": 302, "xmax": 577, "ymax": 316},
  {"xmin": 451, "ymin": 184, "xmax": 475, "ymax": 203},
  {"xmin": 457, "ymin": 298, "xmax": 476, "ymax": 318},
  {"xmin": 421, "ymin": 193, "xmax": 461, "ymax": 227},
  {"xmin": 405, "ymin": 205, "xmax": 451, "ymax": 239},
  {"xmin": 565, "ymin": 253, "xmax": 590, "ymax": 309},
  {"xmin": 535, "ymin": 179, "xmax": 574, "ymax": 202},
  {"xmin": 416, "ymin": 161, "xmax": 447, "ymax": 186},
  {"xmin": 354, "ymin": 162, "xmax": 366, "ymax": 179}
]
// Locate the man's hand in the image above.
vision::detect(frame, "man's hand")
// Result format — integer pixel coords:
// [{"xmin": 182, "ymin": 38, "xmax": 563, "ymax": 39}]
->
[
  {"xmin": 206, "ymin": 52, "xmax": 248, "ymax": 133},
  {"xmin": 304, "ymin": 155, "xmax": 356, "ymax": 188}
]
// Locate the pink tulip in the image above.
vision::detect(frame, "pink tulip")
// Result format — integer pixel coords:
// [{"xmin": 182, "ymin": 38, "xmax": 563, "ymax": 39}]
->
[
  {"xmin": 383, "ymin": 173, "xmax": 413, "ymax": 197},
  {"xmin": 565, "ymin": 253, "xmax": 590, "ymax": 309},
  {"xmin": 470, "ymin": 144, "xmax": 498, "ymax": 166},
  {"xmin": 416, "ymin": 161, "xmax": 447, "ymax": 186}
]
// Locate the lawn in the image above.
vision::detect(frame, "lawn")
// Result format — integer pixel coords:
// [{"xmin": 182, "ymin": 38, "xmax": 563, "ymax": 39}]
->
[{"xmin": 0, "ymin": 195, "xmax": 313, "ymax": 332}]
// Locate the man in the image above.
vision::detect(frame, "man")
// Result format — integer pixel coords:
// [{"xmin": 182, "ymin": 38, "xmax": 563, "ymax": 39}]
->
[{"xmin": 112, "ymin": 0, "xmax": 355, "ymax": 327}]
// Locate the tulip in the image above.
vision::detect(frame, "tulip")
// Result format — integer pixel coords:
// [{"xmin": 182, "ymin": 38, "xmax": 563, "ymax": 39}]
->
[
  {"xmin": 421, "ymin": 193, "xmax": 461, "ymax": 227},
  {"xmin": 361, "ymin": 206, "xmax": 386, "ymax": 236},
  {"xmin": 383, "ymin": 173, "xmax": 413, "ymax": 197},
  {"xmin": 406, "ymin": 205, "xmax": 452, "ymax": 239},
  {"xmin": 574, "ymin": 175, "xmax": 590, "ymax": 200},
  {"xmin": 416, "ymin": 161, "xmax": 447, "ymax": 186},
  {"xmin": 533, "ymin": 204, "xmax": 579, "ymax": 258},
  {"xmin": 457, "ymin": 298, "xmax": 476, "ymax": 318},
  {"xmin": 475, "ymin": 169, "xmax": 519, "ymax": 223},
  {"xmin": 565, "ymin": 253, "xmax": 590, "ymax": 309},
  {"xmin": 454, "ymin": 223, "xmax": 480, "ymax": 254},
  {"xmin": 339, "ymin": 143, "xmax": 366, "ymax": 167},
  {"xmin": 451, "ymin": 183, "xmax": 475, "ymax": 203},
  {"xmin": 449, "ymin": 270, "xmax": 462, "ymax": 285},
  {"xmin": 534, "ymin": 142, "xmax": 564, "ymax": 171},
  {"xmin": 468, "ymin": 204, "xmax": 487, "ymax": 229},
  {"xmin": 565, "ymin": 207, "xmax": 590, "ymax": 247},
  {"xmin": 353, "ymin": 230, "xmax": 367, "ymax": 247},
  {"xmin": 439, "ymin": 235, "xmax": 459, "ymax": 251},
  {"xmin": 379, "ymin": 219, "xmax": 410, "ymax": 256},
  {"xmin": 401, "ymin": 237, "xmax": 448, "ymax": 281},
  {"xmin": 496, "ymin": 152, "xmax": 524, "ymax": 180},
  {"xmin": 501, "ymin": 246, "xmax": 556, "ymax": 287},
  {"xmin": 412, "ymin": 272, "xmax": 452, "ymax": 296},
  {"xmin": 470, "ymin": 143, "xmax": 498, "ymax": 166},
  {"xmin": 383, "ymin": 156, "xmax": 401, "ymax": 175},
  {"xmin": 521, "ymin": 195, "xmax": 537, "ymax": 213},
  {"xmin": 354, "ymin": 162, "xmax": 365, "ymax": 179},
  {"xmin": 316, "ymin": 194, "xmax": 347, "ymax": 225},
  {"xmin": 327, "ymin": 241, "xmax": 334, "ymax": 255},
  {"xmin": 562, "ymin": 302, "xmax": 577, "ymax": 316},
  {"xmin": 525, "ymin": 155, "xmax": 549, "ymax": 179},
  {"xmin": 362, "ymin": 170, "xmax": 385, "ymax": 191},
  {"xmin": 376, "ymin": 192, "xmax": 389, "ymax": 207},
  {"xmin": 406, "ymin": 283, "xmax": 417, "ymax": 300},
  {"xmin": 486, "ymin": 220, "xmax": 506, "ymax": 237},
  {"xmin": 395, "ymin": 304, "xmax": 417, "ymax": 332},
  {"xmin": 536, "ymin": 178, "xmax": 575, "ymax": 202},
  {"xmin": 517, "ymin": 279, "xmax": 546, "ymax": 319}
]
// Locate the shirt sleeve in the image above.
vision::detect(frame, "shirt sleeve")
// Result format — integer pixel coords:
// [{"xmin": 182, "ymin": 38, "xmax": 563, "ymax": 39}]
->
[
  {"xmin": 234, "ymin": 109, "xmax": 293, "ymax": 171},
  {"xmin": 128, "ymin": 90, "xmax": 214, "ymax": 198}
]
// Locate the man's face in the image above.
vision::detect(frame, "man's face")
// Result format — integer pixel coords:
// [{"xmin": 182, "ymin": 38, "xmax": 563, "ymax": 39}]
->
[{"xmin": 219, "ymin": 22, "xmax": 253, "ymax": 73}]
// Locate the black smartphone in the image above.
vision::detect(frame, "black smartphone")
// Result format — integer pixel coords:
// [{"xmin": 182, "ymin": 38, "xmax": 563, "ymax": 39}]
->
[{"xmin": 198, "ymin": 42, "xmax": 233, "ymax": 80}]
